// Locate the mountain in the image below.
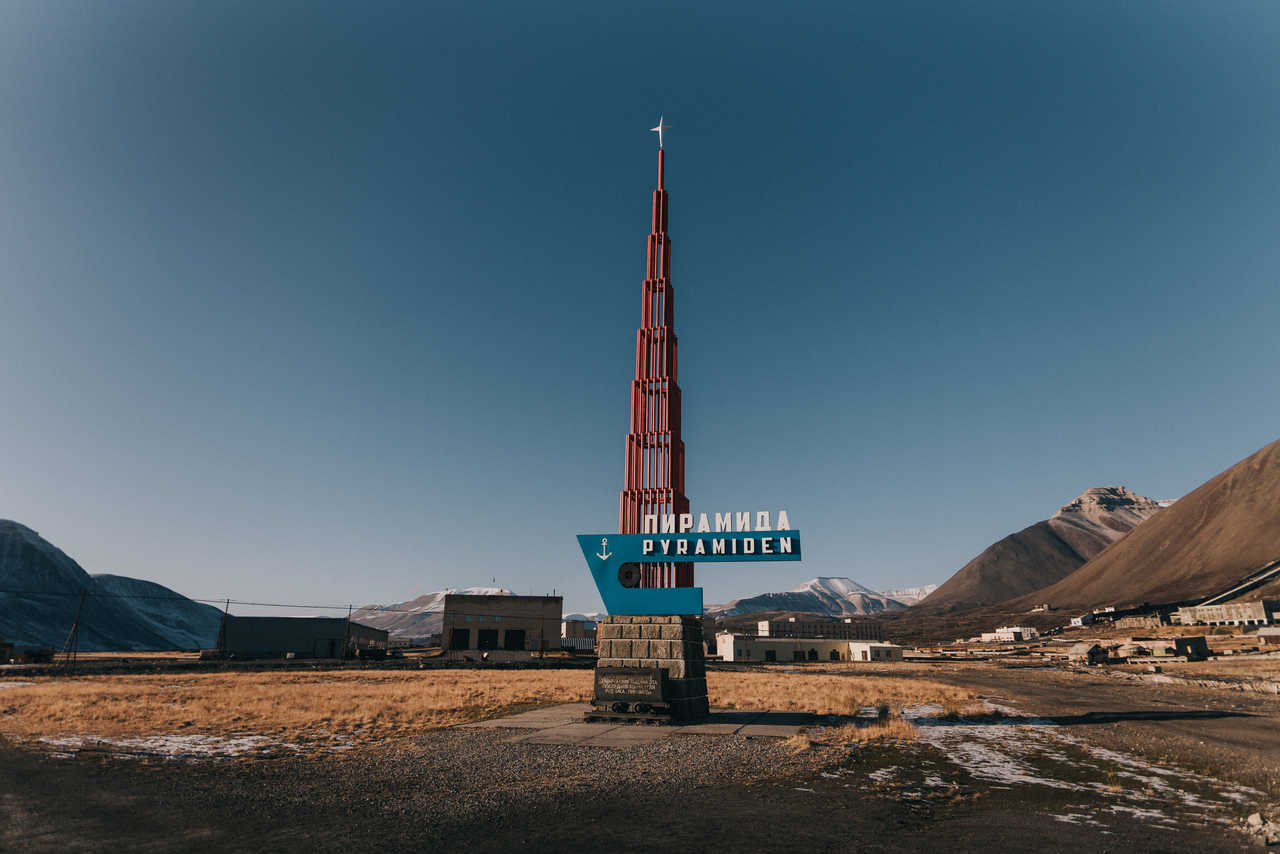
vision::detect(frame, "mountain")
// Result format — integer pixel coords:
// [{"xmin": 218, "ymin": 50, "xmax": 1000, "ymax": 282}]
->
[
  {"xmin": 707, "ymin": 577, "xmax": 907, "ymax": 618},
  {"xmin": 351, "ymin": 587, "xmax": 513, "ymax": 638},
  {"xmin": 921, "ymin": 487, "xmax": 1162, "ymax": 610},
  {"xmin": 1013, "ymin": 439, "xmax": 1280, "ymax": 611},
  {"xmin": 0, "ymin": 520, "xmax": 221, "ymax": 650},
  {"xmin": 879, "ymin": 584, "xmax": 938, "ymax": 605},
  {"xmin": 92, "ymin": 574, "xmax": 223, "ymax": 650}
]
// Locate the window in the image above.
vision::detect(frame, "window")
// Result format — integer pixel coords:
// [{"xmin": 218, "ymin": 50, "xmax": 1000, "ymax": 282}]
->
[
  {"xmin": 829, "ymin": 649, "xmax": 840, "ymax": 661},
  {"xmin": 502, "ymin": 629, "xmax": 526, "ymax": 651},
  {"xmin": 807, "ymin": 648, "xmax": 818, "ymax": 661},
  {"xmin": 477, "ymin": 629, "xmax": 499, "ymax": 650},
  {"xmin": 451, "ymin": 628, "xmax": 470, "ymax": 650},
  {"xmin": 764, "ymin": 650, "xmax": 777, "ymax": 662}
]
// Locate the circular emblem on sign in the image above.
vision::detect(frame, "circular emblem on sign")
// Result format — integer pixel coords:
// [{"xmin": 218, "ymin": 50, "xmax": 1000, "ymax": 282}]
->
[{"xmin": 618, "ymin": 562, "xmax": 641, "ymax": 588}]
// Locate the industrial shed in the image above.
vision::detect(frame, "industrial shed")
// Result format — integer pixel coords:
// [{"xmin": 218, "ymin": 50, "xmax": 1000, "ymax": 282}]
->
[{"xmin": 219, "ymin": 616, "xmax": 388, "ymax": 659}]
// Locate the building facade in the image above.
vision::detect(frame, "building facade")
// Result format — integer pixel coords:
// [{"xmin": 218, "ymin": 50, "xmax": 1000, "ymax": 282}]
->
[
  {"xmin": 755, "ymin": 616, "xmax": 884, "ymax": 641},
  {"xmin": 1174, "ymin": 600, "xmax": 1277, "ymax": 626},
  {"xmin": 220, "ymin": 616, "xmax": 388, "ymax": 659},
  {"xmin": 442, "ymin": 594, "xmax": 562, "ymax": 658},
  {"xmin": 716, "ymin": 632, "xmax": 901, "ymax": 663}
]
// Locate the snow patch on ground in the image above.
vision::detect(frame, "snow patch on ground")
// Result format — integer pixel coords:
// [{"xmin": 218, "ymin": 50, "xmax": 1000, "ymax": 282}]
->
[
  {"xmin": 0, "ymin": 681, "xmax": 34, "ymax": 690},
  {"xmin": 38, "ymin": 734, "xmax": 294, "ymax": 759},
  {"xmin": 887, "ymin": 699, "xmax": 1262, "ymax": 829}
]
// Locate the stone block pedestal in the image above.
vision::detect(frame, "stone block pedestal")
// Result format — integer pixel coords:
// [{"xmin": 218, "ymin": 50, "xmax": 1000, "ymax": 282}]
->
[{"xmin": 587, "ymin": 615, "xmax": 708, "ymax": 723}]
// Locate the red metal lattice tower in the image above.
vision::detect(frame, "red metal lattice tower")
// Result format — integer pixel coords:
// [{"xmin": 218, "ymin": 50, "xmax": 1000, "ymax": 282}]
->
[{"xmin": 619, "ymin": 147, "xmax": 692, "ymax": 589}]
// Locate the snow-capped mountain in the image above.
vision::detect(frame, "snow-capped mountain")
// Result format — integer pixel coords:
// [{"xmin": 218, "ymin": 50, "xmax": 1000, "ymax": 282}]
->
[
  {"xmin": 706, "ymin": 577, "xmax": 908, "ymax": 618},
  {"xmin": 351, "ymin": 587, "xmax": 514, "ymax": 638},
  {"xmin": 878, "ymin": 584, "xmax": 938, "ymax": 605}
]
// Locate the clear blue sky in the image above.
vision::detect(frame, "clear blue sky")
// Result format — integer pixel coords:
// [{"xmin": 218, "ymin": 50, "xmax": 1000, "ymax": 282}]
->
[{"xmin": 2, "ymin": 2, "xmax": 1278, "ymax": 615}]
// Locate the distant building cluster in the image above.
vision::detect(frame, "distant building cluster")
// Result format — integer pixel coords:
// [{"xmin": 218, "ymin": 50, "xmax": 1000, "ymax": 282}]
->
[{"xmin": 1068, "ymin": 636, "xmax": 1209, "ymax": 664}]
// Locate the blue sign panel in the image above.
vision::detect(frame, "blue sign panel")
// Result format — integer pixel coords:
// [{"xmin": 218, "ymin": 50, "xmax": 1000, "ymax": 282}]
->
[{"xmin": 576, "ymin": 530, "xmax": 802, "ymax": 616}]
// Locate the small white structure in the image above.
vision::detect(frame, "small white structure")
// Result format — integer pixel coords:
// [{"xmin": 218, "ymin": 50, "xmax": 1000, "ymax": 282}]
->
[
  {"xmin": 1070, "ymin": 613, "xmax": 1096, "ymax": 627},
  {"xmin": 848, "ymin": 641, "xmax": 903, "ymax": 662}
]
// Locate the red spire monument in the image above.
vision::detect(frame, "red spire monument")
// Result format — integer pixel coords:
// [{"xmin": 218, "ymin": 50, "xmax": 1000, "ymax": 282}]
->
[{"xmin": 619, "ymin": 117, "xmax": 693, "ymax": 589}]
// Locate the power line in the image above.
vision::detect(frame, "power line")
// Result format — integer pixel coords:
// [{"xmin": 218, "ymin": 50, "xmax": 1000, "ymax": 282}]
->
[{"xmin": 0, "ymin": 588, "xmax": 570, "ymax": 617}]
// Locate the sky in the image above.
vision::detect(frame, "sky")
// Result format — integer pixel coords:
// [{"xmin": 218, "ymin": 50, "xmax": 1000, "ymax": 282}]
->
[{"xmin": 1, "ymin": 1, "xmax": 1279, "ymax": 616}]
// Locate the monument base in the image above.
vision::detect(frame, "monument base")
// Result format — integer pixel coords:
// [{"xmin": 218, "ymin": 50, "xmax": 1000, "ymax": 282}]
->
[{"xmin": 588, "ymin": 615, "xmax": 708, "ymax": 723}]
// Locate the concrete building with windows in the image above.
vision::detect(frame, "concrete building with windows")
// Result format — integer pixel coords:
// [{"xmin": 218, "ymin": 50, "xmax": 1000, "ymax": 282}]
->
[
  {"xmin": 715, "ymin": 632, "xmax": 901, "ymax": 663},
  {"xmin": 755, "ymin": 615, "xmax": 883, "ymax": 641},
  {"xmin": 219, "ymin": 616, "xmax": 388, "ymax": 659},
  {"xmin": 442, "ymin": 593, "xmax": 561, "ymax": 660},
  {"xmin": 1173, "ymin": 600, "xmax": 1277, "ymax": 627}
]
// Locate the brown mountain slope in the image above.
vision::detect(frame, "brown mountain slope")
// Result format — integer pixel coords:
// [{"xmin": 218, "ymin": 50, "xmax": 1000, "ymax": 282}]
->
[
  {"xmin": 1012, "ymin": 438, "xmax": 1280, "ymax": 612},
  {"xmin": 920, "ymin": 521, "xmax": 1083, "ymax": 610},
  {"xmin": 920, "ymin": 487, "xmax": 1162, "ymax": 611}
]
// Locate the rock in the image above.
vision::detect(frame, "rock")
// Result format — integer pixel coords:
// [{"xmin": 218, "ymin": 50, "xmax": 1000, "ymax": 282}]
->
[{"xmin": 1249, "ymin": 813, "xmax": 1264, "ymax": 828}]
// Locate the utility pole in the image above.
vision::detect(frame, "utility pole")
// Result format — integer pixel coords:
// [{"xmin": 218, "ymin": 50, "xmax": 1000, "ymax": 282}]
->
[
  {"xmin": 342, "ymin": 604, "xmax": 353, "ymax": 661},
  {"xmin": 216, "ymin": 598, "xmax": 230, "ymax": 656},
  {"xmin": 59, "ymin": 589, "xmax": 87, "ymax": 674}
]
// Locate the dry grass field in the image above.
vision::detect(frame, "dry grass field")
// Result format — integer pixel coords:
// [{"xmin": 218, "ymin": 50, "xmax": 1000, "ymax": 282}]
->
[
  {"xmin": 706, "ymin": 670, "xmax": 977, "ymax": 717},
  {"xmin": 0, "ymin": 668, "xmax": 975, "ymax": 750}
]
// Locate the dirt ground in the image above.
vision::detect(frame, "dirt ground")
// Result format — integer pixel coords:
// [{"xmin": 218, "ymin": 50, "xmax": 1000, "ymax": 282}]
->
[{"xmin": 2, "ymin": 662, "xmax": 1276, "ymax": 853}]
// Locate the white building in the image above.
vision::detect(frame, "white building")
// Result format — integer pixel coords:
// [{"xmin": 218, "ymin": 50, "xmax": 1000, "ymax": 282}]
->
[
  {"xmin": 1070, "ymin": 613, "xmax": 1096, "ymax": 627},
  {"xmin": 980, "ymin": 626, "xmax": 1040, "ymax": 643},
  {"xmin": 716, "ymin": 632, "xmax": 902, "ymax": 663},
  {"xmin": 848, "ymin": 641, "xmax": 903, "ymax": 662}
]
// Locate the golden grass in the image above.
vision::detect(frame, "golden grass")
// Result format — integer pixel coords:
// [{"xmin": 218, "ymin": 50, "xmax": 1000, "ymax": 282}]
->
[
  {"xmin": 0, "ymin": 668, "xmax": 975, "ymax": 749},
  {"xmin": 819, "ymin": 719, "xmax": 919, "ymax": 744},
  {"xmin": 706, "ymin": 671, "xmax": 976, "ymax": 717},
  {"xmin": 0, "ymin": 670, "xmax": 593, "ymax": 746}
]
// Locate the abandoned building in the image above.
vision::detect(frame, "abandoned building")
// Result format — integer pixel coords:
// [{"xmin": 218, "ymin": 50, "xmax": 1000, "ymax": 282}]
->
[
  {"xmin": 1174, "ymin": 600, "xmax": 1277, "ymax": 627},
  {"xmin": 715, "ymin": 632, "xmax": 902, "ymax": 663},
  {"xmin": 980, "ymin": 626, "xmax": 1040, "ymax": 643},
  {"xmin": 754, "ymin": 615, "xmax": 884, "ymax": 641},
  {"xmin": 1114, "ymin": 613, "xmax": 1168, "ymax": 630},
  {"xmin": 561, "ymin": 615, "xmax": 597, "ymax": 651},
  {"xmin": 219, "ymin": 616, "xmax": 388, "ymax": 659},
  {"xmin": 1068, "ymin": 642, "xmax": 1108, "ymax": 665},
  {"xmin": 441, "ymin": 593, "xmax": 562, "ymax": 660},
  {"xmin": 1259, "ymin": 627, "xmax": 1280, "ymax": 646}
]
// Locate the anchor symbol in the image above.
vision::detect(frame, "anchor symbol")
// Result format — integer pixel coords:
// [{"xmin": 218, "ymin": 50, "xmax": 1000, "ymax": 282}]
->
[{"xmin": 596, "ymin": 537, "xmax": 612, "ymax": 561}]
